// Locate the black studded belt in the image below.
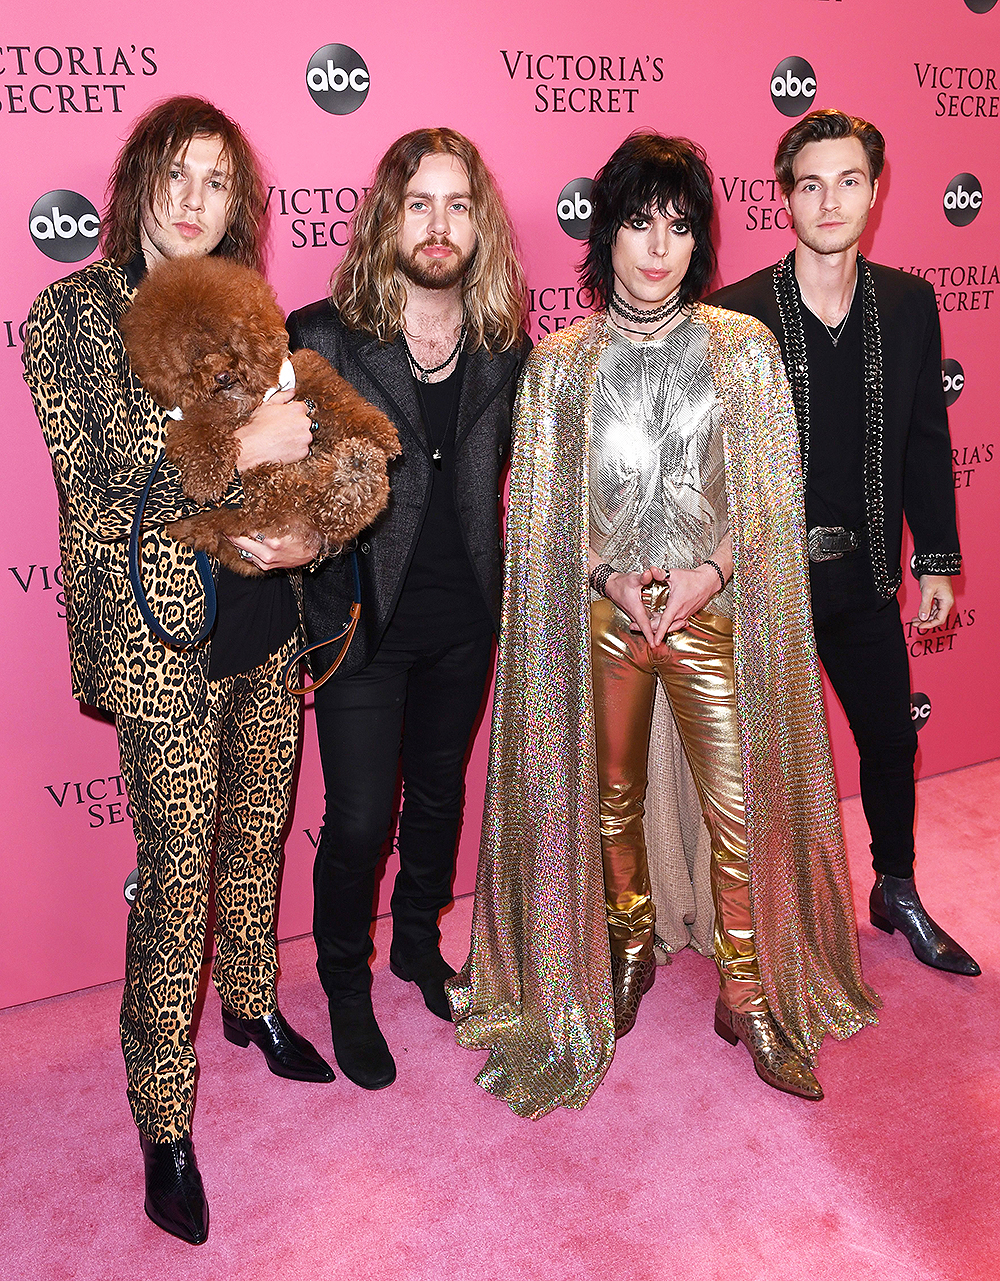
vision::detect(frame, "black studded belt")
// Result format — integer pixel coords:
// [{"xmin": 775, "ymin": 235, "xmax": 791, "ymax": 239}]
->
[{"xmin": 807, "ymin": 526, "xmax": 859, "ymax": 562}]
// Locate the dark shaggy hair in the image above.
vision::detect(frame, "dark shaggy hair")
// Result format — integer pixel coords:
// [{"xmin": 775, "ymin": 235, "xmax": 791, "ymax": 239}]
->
[
  {"xmin": 774, "ymin": 109, "xmax": 885, "ymax": 195},
  {"xmin": 580, "ymin": 133, "xmax": 717, "ymax": 311},
  {"xmin": 102, "ymin": 96, "xmax": 265, "ymax": 270}
]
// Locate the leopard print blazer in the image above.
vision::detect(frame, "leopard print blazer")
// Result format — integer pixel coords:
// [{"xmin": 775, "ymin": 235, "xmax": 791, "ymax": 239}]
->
[{"xmin": 23, "ymin": 258, "xmax": 251, "ymax": 721}]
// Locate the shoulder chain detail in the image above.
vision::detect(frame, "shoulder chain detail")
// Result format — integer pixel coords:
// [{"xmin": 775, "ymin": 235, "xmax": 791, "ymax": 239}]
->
[{"xmin": 772, "ymin": 253, "xmax": 897, "ymax": 597}]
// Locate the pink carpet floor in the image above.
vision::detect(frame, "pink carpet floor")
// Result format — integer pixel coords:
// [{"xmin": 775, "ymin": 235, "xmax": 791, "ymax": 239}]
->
[{"xmin": 3, "ymin": 760, "xmax": 997, "ymax": 1281}]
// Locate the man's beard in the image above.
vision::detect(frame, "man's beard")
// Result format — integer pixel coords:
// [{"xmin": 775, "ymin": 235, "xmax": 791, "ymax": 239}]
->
[{"xmin": 398, "ymin": 237, "xmax": 474, "ymax": 290}]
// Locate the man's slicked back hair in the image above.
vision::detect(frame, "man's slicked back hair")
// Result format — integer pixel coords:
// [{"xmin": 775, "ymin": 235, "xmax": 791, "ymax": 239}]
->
[{"xmin": 774, "ymin": 108, "xmax": 885, "ymax": 195}]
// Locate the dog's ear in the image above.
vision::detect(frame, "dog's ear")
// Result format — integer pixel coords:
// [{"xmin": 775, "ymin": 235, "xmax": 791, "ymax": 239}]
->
[{"xmin": 225, "ymin": 284, "xmax": 289, "ymax": 397}]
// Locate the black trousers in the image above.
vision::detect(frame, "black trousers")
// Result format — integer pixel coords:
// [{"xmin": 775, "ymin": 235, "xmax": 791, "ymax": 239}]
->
[
  {"xmin": 809, "ymin": 553, "xmax": 918, "ymax": 879},
  {"xmin": 311, "ymin": 629, "xmax": 494, "ymax": 1003}
]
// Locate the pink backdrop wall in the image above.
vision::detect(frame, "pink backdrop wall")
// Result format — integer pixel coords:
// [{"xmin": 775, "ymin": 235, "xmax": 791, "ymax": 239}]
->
[{"xmin": 2, "ymin": 0, "xmax": 997, "ymax": 1009}]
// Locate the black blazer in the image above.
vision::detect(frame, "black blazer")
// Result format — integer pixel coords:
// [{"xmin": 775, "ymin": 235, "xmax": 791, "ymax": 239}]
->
[
  {"xmin": 709, "ymin": 261, "xmax": 960, "ymax": 594},
  {"xmin": 286, "ymin": 300, "xmax": 530, "ymax": 677}
]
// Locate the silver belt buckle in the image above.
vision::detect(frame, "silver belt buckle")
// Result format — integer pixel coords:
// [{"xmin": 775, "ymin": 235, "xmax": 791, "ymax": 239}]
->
[{"xmin": 807, "ymin": 526, "xmax": 858, "ymax": 562}]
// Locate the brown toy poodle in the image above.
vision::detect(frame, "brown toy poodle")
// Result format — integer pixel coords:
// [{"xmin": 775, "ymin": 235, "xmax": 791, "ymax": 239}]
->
[{"xmin": 120, "ymin": 255, "xmax": 399, "ymax": 575}]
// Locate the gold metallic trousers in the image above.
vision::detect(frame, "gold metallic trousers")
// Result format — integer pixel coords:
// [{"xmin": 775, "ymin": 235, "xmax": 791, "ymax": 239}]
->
[{"xmin": 591, "ymin": 596, "xmax": 766, "ymax": 1014}]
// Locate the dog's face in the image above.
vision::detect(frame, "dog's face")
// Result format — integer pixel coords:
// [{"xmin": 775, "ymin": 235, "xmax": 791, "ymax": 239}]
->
[{"xmin": 122, "ymin": 256, "xmax": 290, "ymax": 420}]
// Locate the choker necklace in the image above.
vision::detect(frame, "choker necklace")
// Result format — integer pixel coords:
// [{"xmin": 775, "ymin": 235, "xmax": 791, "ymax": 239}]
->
[
  {"xmin": 402, "ymin": 320, "xmax": 467, "ymax": 384},
  {"xmin": 609, "ymin": 289, "xmax": 683, "ymax": 326}
]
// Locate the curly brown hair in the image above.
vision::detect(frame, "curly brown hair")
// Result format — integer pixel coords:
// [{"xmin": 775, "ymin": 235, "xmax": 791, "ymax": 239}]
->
[
  {"xmin": 102, "ymin": 96, "xmax": 265, "ymax": 270},
  {"xmin": 333, "ymin": 128, "xmax": 527, "ymax": 352}
]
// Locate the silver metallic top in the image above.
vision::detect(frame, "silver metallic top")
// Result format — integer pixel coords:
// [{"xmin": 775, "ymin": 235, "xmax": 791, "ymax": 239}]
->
[{"xmin": 589, "ymin": 317, "xmax": 733, "ymax": 617}]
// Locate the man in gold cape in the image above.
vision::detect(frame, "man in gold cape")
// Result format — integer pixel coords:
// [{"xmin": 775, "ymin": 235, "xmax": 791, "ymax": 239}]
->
[{"xmin": 448, "ymin": 134, "xmax": 878, "ymax": 1120}]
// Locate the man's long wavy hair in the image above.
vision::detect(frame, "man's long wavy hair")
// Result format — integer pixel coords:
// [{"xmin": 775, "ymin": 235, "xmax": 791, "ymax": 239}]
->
[
  {"xmin": 102, "ymin": 96, "xmax": 265, "ymax": 270},
  {"xmin": 333, "ymin": 128, "xmax": 527, "ymax": 352}
]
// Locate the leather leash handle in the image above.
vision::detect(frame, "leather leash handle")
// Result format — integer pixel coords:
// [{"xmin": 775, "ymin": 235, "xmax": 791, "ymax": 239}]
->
[
  {"xmin": 128, "ymin": 452, "xmax": 217, "ymax": 648},
  {"xmin": 282, "ymin": 550, "xmax": 362, "ymax": 696}
]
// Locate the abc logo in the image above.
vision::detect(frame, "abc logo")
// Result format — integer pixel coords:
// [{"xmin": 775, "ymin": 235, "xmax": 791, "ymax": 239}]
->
[
  {"xmin": 123, "ymin": 868, "xmax": 139, "ymax": 906},
  {"xmin": 942, "ymin": 358, "xmax": 965, "ymax": 406},
  {"xmin": 770, "ymin": 57, "xmax": 817, "ymax": 117},
  {"xmin": 557, "ymin": 178, "xmax": 594, "ymax": 240},
  {"xmin": 29, "ymin": 190, "xmax": 100, "ymax": 263},
  {"xmin": 943, "ymin": 173, "xmax": 983, "ymax": 227},
  {"xmin": 306, "ymin": 44, "xmax": 370, "ymax": 115},
  {"xmin": 965, "ymin": 0, "xmax": 997, "ymax": 12},
  {"xmin": 910, "ymin": 692, "xmax": 932, "ymax": 730}
]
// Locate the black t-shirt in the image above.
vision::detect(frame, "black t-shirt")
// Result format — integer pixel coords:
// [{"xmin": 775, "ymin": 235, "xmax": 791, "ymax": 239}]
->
[
  {"xmin": 207, "ymin": 565, "xmax": 298, "ymax": 681},
  {"xmin": 380, "ymin": 358, "xmax": 492, "ymax": 650},
  {"xmin": 800, "ymin": 282, "xmax": 866, "ymax": 534}
]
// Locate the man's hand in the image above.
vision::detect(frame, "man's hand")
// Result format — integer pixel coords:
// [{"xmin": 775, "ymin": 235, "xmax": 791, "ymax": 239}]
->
[
  {"xmin": 602, "ymin": 566, "xmax": 669, "ymax": 647},
  {"xmin": 234, "ymin": 389, "xmax": 313, "ymax": 473},
  {"xmin": 911, "ymin": 574, "xmax": 955, "ymax": 634},
  {"xmin": 645, "ymin": 564, "xmax": 722, "ymax": 644},
  {"xmin": 226, "ymin": 530, "xmax": 322, "ymax": 571}
]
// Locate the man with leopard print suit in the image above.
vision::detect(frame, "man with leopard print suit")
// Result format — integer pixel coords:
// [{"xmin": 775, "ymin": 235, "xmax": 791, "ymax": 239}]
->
[{"xmin": 23, "ymin": 97, "xmax": 334, "ymax": 1246}]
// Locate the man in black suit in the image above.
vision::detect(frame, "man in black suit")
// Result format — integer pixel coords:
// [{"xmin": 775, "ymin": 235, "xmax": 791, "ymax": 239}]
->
[
  {"xmin": 286, "ymin": 128, "xmax": 530, "ymax": 1088},
  {"xmin": 711, "ymin": 109, "xmax": 978, "ymax": 976}
]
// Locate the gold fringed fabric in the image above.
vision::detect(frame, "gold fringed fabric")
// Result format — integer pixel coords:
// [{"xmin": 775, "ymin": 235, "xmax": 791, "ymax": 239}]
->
[{"xmin": 448, "ymin": 310, "xmax": 879, "ymax": 1119}]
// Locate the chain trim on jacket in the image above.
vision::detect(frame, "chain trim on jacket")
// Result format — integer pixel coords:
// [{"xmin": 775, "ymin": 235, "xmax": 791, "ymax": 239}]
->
[
  {"xmin": 912, "ymin": 551, "xmax": 962, "ymax": 577},
  {"xmin": 772, "ymin": 252, "xmax": 899, "ymax": 598}
]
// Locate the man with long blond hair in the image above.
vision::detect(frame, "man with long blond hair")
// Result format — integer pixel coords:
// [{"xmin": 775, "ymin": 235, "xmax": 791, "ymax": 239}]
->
[
  {"xmin": 287, "ymin": 127, "xmax": 529, "ymax": 1090},
  {"xmin": 23, "ymin": 96, "xmax": 333, "ymax": 1247}
]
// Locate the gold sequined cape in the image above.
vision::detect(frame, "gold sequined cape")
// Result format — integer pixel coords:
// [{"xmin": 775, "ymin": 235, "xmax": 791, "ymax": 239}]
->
[{"xmin": 448, "ymin": 309, "xmax": 879, "ymax": 1119}]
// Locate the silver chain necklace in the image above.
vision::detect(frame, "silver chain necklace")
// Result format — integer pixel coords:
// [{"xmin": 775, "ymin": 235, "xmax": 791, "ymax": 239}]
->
[{"xmin": 402, "ymin": 321, "xmax": 466, "ymax": 384}]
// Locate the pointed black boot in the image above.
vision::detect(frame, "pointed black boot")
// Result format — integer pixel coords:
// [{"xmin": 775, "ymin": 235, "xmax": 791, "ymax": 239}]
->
[
  {"xmin": 389, "ymin": 951, "xmax": 456, "ymax": 1022},
  {"xmin": 140, "ymin": 1134, "xmax": 209, "ymax": 1245},
  {"xmin": 870, "ymin": 874, "xmax": 981, "ymax": 976},
  {"xmin": 327, "ymin": 999, "xmax": 396, "ymax": 1089},
  {"xmin": 221, "ymin": 1007, "xmax": 336, "ymax": 1082}
]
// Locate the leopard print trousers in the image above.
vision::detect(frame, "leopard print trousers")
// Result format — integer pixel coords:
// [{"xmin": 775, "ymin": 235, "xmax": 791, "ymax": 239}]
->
[{"xmin": 116, "ymin": 639, "xmax": 300, "ymax": 1142}]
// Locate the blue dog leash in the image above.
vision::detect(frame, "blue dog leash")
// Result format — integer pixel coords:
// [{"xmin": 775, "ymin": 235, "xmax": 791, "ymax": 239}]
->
[{"xmin": 128, "ymin": 452, "xmax": 217, "ymax": 648}]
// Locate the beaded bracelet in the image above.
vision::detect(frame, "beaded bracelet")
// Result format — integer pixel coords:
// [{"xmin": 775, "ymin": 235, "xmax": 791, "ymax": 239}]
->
[
  {"xmin": 589, "ymin": 562, "xmax": 616, "ymax": 598},
  {"xmin": 700, "ymin": 558, "xmax": 727, "ymax": 594}
]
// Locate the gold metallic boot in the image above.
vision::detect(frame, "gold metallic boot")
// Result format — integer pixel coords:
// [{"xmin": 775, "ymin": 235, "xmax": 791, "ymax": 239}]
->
[
  {"xmin": 714, "ymin": 997, "xmax": 823, "ymax": 1100},
  {"xmin": 611, "ymin": 954, "xmax": 656, "ymax": 1038}
]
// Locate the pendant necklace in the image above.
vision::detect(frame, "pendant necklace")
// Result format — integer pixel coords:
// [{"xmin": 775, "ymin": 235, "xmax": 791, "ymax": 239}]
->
[{"xmin": 803, "ymin": 274, "xmax": 857, "ymax": 348}]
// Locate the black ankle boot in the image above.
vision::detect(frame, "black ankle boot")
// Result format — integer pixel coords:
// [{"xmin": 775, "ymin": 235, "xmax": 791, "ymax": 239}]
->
[
  {"xmin": 140, "ymin": 1134, "xmax": 208, "ymax": 1245},
  {"xmin": 221, "ymin": 1006, "xmax": 335, "ymax": 1082},
  {"xmin": 870, "ymin": 874, "xmax": 981, "ymax": 976},
  {"xmin": 389, "ymin": 951, "xmax": 456, "ymax": 1022},
  {"xmin": 327, "ymin": 999, "xmax": 396, "ymax": 1089}
]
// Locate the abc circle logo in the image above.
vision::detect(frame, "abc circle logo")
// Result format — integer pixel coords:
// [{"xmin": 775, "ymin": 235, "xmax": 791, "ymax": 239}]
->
[
  {"xmin": 770, "ymin": 57, "xmax": 817, "ymax": 117},
  {"xmin": 910, "ymin": 692, "xmax": 932, "ymax": 730},
  {"xmin": 123, "ymin": 868, "xmax": 139, "ymax": 906},
  {"xmin": 29, "ymin": 190, "xmax": 100, "ymax": 263},
  {"xmin": 557, "ymin": 178, "xmax": 594, "ymax": 240},
  {"xmin": 942, "ymin": 358, "xmax": 965, "ymax": 406},
  {"xmin": 943, "ymin": 174, "xmax": 983, "ymax": 227},
  {"xmin": 307, "ymin": 45, "xmax": 370, "ymax": 115}
]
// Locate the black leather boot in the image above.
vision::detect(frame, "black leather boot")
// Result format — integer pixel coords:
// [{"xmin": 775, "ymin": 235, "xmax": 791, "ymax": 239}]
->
[
  {"xmin": 140, "ymin": 1134, "xmax": 209, "ymax": 1245},
  {"xmin": 221, "ymin": 1007, "xmax": 335, "ymax": 1082},
  {"xmin": 870, "ymin": 874, "xmax": 981, "ymax": 976},
  {"xmin": 327, "ymin": 999, "xmax": 396, "ymax": 1089},
  {"xmin": 389, "ymin": 950, "xmax": 456, "ymax": 1022}
]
